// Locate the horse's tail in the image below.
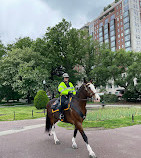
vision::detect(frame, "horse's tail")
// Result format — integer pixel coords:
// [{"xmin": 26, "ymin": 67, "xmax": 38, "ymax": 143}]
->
[{"xmin": 45, "ymin": 109, "xmax": 52, "ymax": 132}]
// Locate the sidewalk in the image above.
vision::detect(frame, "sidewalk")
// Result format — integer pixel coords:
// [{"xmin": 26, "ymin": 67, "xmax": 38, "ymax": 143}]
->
[{"xmin": 86, "ymin": 103, "xmax": 141, "ymax": 108}]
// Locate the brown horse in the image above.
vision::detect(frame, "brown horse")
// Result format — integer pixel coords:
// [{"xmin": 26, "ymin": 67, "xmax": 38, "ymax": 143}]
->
[{"xmin": 45, "ymin": 81, "xmax": 100, "ymax": 158}]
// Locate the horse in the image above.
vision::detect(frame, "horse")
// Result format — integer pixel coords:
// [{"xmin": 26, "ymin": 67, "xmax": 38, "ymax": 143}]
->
[{"xmin": 45, "ymin": 80, "xmax": 100, "ymax": 158}]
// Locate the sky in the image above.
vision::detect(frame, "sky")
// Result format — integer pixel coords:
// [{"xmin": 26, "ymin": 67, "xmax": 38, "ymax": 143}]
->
[{"xmin": 0, "ymin": 0, "xmax": 114, "ymax": 45}]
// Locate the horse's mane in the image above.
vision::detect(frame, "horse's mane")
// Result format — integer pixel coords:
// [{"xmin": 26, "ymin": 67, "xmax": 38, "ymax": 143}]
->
[{"xmin": 74, "ymin": 83, "xmax": 85, "ymax": 98}]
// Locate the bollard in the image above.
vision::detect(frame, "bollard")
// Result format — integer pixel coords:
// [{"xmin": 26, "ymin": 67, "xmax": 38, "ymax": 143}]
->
[
  {"xmin": 101, "ymin": 101, "xmax": 105, "ymax": 108},
  {"xmin": 14, "ymin": 111, "xmax": 15, "ymax": 120},
  {"xmin": 32, "ymin": 110, "xmax": 33, "ymax": 118},
  {"xmin": 132, "ymin": 114, "xmax": 134, "ymax": 122}
]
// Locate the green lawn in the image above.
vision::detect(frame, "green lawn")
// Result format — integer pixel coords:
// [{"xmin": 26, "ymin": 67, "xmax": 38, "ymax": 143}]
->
[
  {"xmin": 0, "ymin": 106, "xmax": 45, "ymax": 121},
  {"xmin": 58, "ymin": 107, "xmax": 141, "ymax": 129}
]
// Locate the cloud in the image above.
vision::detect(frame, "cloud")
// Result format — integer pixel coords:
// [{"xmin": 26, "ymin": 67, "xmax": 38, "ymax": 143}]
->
[
  {"xmin": 0, "ymin": 0, "xmax": 114, "ymax": 45},
  {"xmin": 42, "ymin": 0, "xmax": 114, "ymax": 26},
  {"xmin": 0, "ymin": 0, "xmax": 62, "ymax": 44}
]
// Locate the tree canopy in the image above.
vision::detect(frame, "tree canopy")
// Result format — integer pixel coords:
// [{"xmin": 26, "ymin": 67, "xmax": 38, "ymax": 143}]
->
[{"xmin": 0, "ymin": 19, "xmax": 140, "ymax": 102}]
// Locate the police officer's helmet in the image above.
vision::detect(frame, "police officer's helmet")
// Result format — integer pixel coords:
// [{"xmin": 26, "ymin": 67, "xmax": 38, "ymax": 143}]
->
[{"xmin": 63, "ymin": 73, "xmax": 69, "ymax": 78}]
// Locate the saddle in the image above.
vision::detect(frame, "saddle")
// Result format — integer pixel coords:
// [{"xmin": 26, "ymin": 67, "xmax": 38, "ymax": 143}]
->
[{"xmin": 51, "ymin": 97, "xmax": 72, "ymax": 113}]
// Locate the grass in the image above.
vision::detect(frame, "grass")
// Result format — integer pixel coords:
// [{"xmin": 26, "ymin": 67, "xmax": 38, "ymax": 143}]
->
[
  {"xmin": 58, "ymin": 107, "xmax": 141, "ymax": 129},
  {"xmin": 0, "ymin": 106, "xmax": 45, "ymax": 121}
]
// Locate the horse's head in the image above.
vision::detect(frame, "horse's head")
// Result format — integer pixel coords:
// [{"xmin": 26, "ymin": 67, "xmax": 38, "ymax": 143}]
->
[{"xmin": 83, "ymin": 80, "xmax": 100, "ymax": 102}]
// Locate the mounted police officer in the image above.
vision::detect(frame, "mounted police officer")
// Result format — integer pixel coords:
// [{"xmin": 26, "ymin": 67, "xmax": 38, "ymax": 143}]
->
[{"xmin": 58, "ymin": 73, "xmax": 76, "ymax": 120}]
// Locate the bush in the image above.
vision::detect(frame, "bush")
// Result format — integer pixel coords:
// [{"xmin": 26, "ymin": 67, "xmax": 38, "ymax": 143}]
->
[
  {"xmin": 34, "ymin": 90, "xmax": 49, "ymax": 109},
  {"xmin": 101, "ymin": 94, "xmax": 118, "ymax": 103}
]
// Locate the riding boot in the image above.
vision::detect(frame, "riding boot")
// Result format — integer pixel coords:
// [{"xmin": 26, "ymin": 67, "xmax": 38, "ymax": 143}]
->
[{"xmin": 58, "ymin": 106, "xmax": 64, "ymax": 121}]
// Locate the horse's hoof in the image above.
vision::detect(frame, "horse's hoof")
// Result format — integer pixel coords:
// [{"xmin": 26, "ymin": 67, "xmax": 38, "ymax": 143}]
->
[
  {"xmin": 55, "ymin": 140, "xmax": 60, "ymax": 145},
  {"xmin": 89, "ymin": 155, "xmax": 97, "ymax": 158},
  {"xmin": 72, "ymin": 144, "xmax": 78, "ymax": 149}
]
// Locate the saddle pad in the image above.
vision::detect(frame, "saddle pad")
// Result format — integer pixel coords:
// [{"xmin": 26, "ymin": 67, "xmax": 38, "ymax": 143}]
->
[{"xmin": 51, "ymin": 97, "xmax": 72, "ymax": 113}]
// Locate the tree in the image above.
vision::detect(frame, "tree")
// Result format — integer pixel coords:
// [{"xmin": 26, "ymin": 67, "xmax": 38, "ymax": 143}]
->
[
  {"xmin": 0, "ymin": 40, "xmax": 6, "ymax": 58},
  {"xmin": 87, "ymin": 43, "xmax": 114, "ymax": 87},
  {"xmin": 7, "ymin": 37, "xmax": 33, "ymax": 51},
  {"xmin": 43, "ymin": 19, "xmax": 85, "ymax": 84},
  {"xmin": 0, "ymin": 47, "xmax": 49, "ymax": 103}
]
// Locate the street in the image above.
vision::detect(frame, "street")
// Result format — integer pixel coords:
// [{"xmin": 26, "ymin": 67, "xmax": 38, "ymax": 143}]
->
[{"xmin": 0, "ymin": 118, "xmax": 141, "ymax": 158}]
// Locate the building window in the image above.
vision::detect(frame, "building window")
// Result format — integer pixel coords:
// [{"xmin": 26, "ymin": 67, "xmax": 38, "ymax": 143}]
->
[
  {"xmin": 99, "ymin": 36, "xmax": 103, "ymax": 42},
  {"xmin": 117, "ymin": 12, "xmax": 119, "ymax": 16},
  {"xmin": 118, "ymin": 29, "xmax": 120, "ymax": 32},
  {"xmin": 124, "ymin": 0, "xmax": 128, "ymax": 6},
  {"xmin": 125, "ymin": 34, "xmax": 130, "ymax": 42},
  {"xmin": 104, "ymin": 24, "xmax": 108, "ymax": 29},
  {"xmin": 105, "ymin": 39, "xmax": 109, "ymax": 43},
  {"xmin": 111, "ymin": 41, "xmax": 115, "ymax": 47},
  {"xmin": 125, "ymin": 41, "xmax": 131, "ymax": 47},
  {"xmin": 120, "ymin": 15, "xmax": 122, "ymax": 19},
  {"xmin": 110, "ymin": 30, "xmax": 115, "ymax": 37},
  {"xmin": 124, "ymin": 22, "xmax": 130, "ymax": 30},
  {"xmin": 122, "ymin": 45, "xmax": 124, "ymax": 48},
  {"xmin": 117, "ymin": 18, "xmax": 119, "ymax": 21},
  {"xmin": 120, "ymin": 22, "xmax": 123, "ymax": 25},
  {"xmin": 123, "ymin": 16, "xmax": 129, "ymax": 24},
  {"xmin": 99, "ymin": 32, "xmax": 103, "ymax": 37},
  {"xmin": 126, "ymin": 47, "xmax": 131, "ymax": 51},
  {"xmin": 118, "ymin": 34, "xmax": 120, "ymax": 38},
  {"xmin": 110, "ymin": 20, "xmax": 114, "ymax": 26},
  {"xmin": 110, "ymin": 25, "xmax": 115, "ymax": 31},
  {"xmin": 121, "ymin": 27, "xmax": 123, "ymax": 31},
  {"xmin": 124, "ymin": 29, "xmax": 130, "ymax": 35},
  {"xmin": 116, "ymin": 6, "xmax": 118, "ymax": 10},
  {"xmin": 99, "ymin": 27, "xmax": 102, "ymax": 32},
  {"xmin": 119, "ymin": 46, "xmax": 121, "ymax": 49},
  {"xmin": 105, "ymin": 18, "xmax": 109, "ymax": 24},
  {"xmin": 99, "ymin": 22, "xmax": 103, "ymax": 27},
  {"xmin": 111, "ymin": 47, "xmax": 116, "ymax": 51},
  {"xmin": 104, "ymin": 28, "xmax": 108, "ymax": 35},
  {"xmin": 124, "ymin": 5, "xmax": 129, "ymax": 12},
  {"xmin": 121, "ymin": 33, "xmax": 124, "ymax": 36},
  {"xmin": 120, "ymin": 10, "xmax": 122, "ymax": 14},
  {"xmin": 111, "ymin": 36, "xmax": 115, "ymax": 41},
  {"xmin": 110, "ymin": 14, "xmax": 115, "ymax": 20},
  {"xmin": 104, "ymin": 33, "xmax": 108, "ymax": 39}
]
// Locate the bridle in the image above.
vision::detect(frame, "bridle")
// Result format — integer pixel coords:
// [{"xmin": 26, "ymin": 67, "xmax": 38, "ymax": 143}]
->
[{"xmin": 84, "ymin": 83, "xmax": 96, "ymax": 98}]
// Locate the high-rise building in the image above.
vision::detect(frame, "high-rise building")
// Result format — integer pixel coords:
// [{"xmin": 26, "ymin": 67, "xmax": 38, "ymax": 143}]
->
[{"xmin": 88, "ymin": 0, "xmax": 141, "ymax": 52}]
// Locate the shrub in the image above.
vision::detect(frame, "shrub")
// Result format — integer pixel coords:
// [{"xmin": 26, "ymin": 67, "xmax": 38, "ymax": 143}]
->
[
  {"xmin": 101, "ymin": 94, "xmax": 118, "ymax": 103},
  {"xmin": 34, "ymin": 90, "xmax": 49, "ymax": 109}
]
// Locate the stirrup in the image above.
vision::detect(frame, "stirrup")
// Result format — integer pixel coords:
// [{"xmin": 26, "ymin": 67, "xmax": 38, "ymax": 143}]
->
[{"xmin": 59, "ymin": 114, "xmax": 64, "ymax": 121}]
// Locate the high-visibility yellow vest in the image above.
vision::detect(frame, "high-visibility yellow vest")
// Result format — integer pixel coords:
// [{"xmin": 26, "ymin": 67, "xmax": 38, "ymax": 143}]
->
[{"xmin": 58, "ymin": 81, "xmax": 76, "ymax": 96}]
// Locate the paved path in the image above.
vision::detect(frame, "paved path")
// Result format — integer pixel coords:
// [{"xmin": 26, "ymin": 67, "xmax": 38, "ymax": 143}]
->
[{"xmin": 0, "ymin": 118, "xmax": 141, "ymax": 158}]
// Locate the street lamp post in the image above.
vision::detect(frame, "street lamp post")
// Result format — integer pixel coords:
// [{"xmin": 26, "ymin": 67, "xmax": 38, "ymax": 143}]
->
[{"xmin": 43, "ymin": 80, "xmax": 46, "ymax": 91}]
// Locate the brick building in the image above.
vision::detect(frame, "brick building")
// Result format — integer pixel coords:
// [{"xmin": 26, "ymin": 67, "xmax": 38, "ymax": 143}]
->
[{"xmin": 88, "ymin": 0, "xmax": 141, "ymax": 52}]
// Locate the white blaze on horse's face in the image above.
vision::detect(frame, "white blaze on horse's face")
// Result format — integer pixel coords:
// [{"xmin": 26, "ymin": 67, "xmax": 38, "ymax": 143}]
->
[
  {"xmin": 88, "ymin": 83, "xmax": 100, "ymax": 102},
  {"xmin": 88, "ymin": 83, "xmax": 97, "ymax": 94}
]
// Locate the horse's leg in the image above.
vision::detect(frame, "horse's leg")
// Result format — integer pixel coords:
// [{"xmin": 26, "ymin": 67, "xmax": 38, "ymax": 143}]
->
[
  {"xmin": 72, "ymin": 128, "xmax": 78, "ymax": 149},
  {"xmin": 51, "ymin": 124, "xmax": 60, "ymax": 145},
  {"xmin": 76, "ymin": 123, "xmax": 97, "ymax": 158}
]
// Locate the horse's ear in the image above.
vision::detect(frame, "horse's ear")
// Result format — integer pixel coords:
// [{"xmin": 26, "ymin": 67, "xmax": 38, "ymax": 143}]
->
[
  {"xmin": 90, "ymin": 79, "xmax": 93, "ymax": 83},
  {"xmin": 83, "ymin": 78, "xmax": 88, "ymax": 84}
]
